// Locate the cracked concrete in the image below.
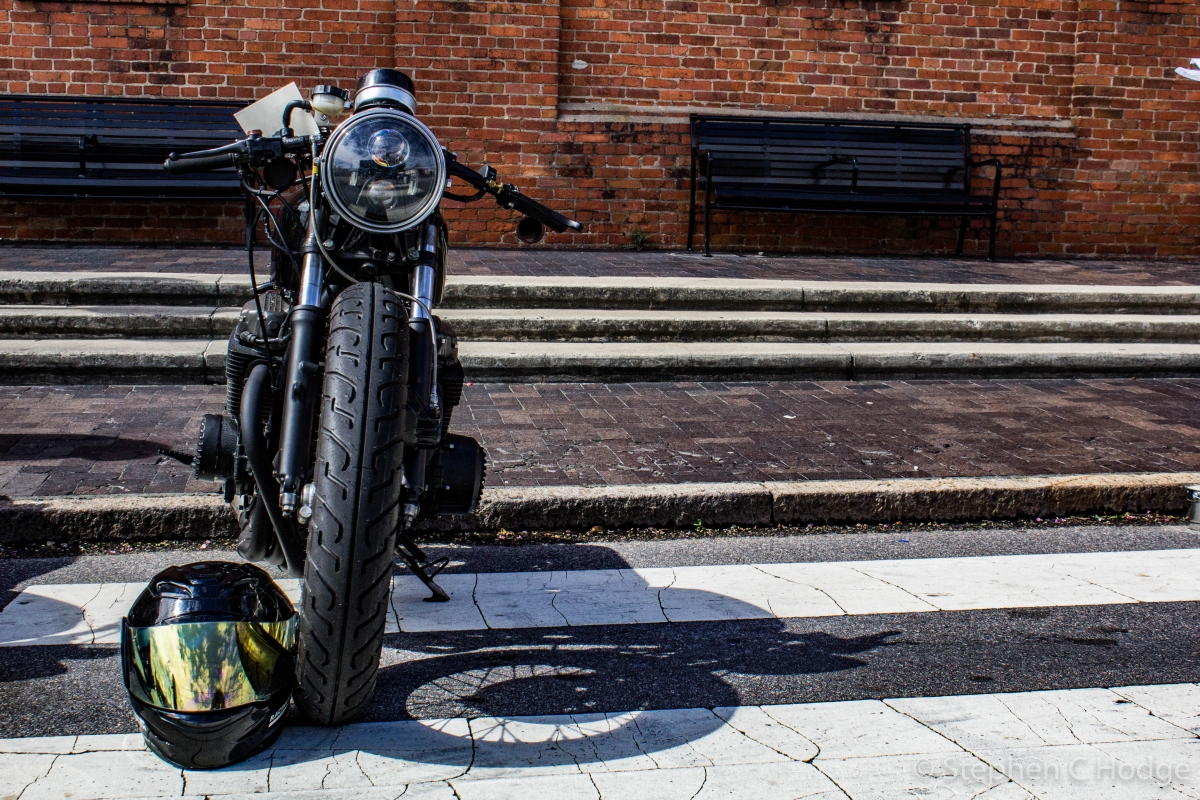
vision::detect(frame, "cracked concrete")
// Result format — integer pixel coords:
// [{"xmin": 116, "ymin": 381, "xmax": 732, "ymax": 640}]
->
[
  {"xmin": 7, "ymin": 549, "xmax": 1200, "ymax": 645},
  {"xmin": 2, "ymin": 685, "xmax": 1198, "ymax": 797}
]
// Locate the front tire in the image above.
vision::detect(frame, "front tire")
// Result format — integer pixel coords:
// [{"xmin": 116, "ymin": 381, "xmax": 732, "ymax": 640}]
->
[{"xmin": 294, "ymin": 282, "xmax": 408, "ymax": 725}]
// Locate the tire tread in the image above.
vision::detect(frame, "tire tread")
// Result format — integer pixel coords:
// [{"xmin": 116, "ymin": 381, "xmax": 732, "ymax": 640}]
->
[{"xmin": 294, "ymin": 282, "xmax": 408, "ymax": 725}]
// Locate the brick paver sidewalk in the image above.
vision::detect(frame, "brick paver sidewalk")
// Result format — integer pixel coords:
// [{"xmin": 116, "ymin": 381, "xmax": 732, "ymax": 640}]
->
[
  {"xmin": 1, "ymin": 379, "xmax": 1197, "ymax": 498},
  {"xmin": 3, "ymin": 245, "xmax": 1199, "ymax": 285}
]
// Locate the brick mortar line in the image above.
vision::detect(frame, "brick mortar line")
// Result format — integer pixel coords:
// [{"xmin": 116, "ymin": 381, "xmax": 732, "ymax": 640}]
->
[{"xmin": 2, "ymin": 472, "xmax": 1196, "ymax": 543}]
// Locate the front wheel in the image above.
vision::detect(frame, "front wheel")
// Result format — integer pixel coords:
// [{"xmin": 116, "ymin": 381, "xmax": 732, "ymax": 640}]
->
[{"xmin": 294, "ymin": 282, "xmax": 408, "ymax": 725}]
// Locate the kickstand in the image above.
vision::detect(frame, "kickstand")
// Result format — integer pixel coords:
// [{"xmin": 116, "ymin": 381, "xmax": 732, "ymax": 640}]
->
[{"xmin": 396, "ymin": 533, "xmax": 450, "ymax": 602}]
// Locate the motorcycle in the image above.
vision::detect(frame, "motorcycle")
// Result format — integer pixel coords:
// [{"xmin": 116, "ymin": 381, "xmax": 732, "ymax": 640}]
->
[{"xmin": 162, "ymin": 69, "xmax": 581, "ymax": 725}]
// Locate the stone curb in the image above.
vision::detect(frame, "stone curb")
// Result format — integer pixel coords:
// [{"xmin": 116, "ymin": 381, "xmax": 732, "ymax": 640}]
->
[{"xmin": 3, "ymin": 472, "xmax": 1196, "ymax": 543}]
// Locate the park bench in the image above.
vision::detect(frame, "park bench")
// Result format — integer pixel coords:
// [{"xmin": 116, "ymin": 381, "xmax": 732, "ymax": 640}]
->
[
  {"xmin": 0, "ymin": 94, "xmax": 244, "ymax": 200},
  {"xmin": 688, "ymin": 114, "xmax": 1002, "ymax": 260}
]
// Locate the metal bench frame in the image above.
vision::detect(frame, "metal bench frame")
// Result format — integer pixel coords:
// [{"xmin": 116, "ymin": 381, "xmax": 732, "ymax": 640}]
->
[
  {"xmin": 0, "ymin": 94, "xmax": 244, "ymax": 200},
  {"xmin": 687, "ymin": 114, "xmax": 1003, "ymax": 260}
]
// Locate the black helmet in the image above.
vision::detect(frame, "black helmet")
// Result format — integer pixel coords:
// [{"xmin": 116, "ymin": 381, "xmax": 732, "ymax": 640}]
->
[
  {"xmin": 353, "ymin": 68, "xmax": 417, "ymax": 115},
  {"xmin": 121, "ymin": 561, "xmax": 297, "ymax": 769}
]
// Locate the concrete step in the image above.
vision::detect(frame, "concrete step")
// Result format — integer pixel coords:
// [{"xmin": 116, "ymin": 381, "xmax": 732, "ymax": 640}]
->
[
  {"xmin": 0, "ymin": 305, "xmax": 240, "ymax": 338},
  {"xmin": 4, "ymin": 338, "xmax": 1200, "ymax": 383},
  {"xmin": 443, "ymin": 309, "xmax": 1200, "ymax": 344},
  {"xmin": 441, "ymin": 276, "xmax": 1200, "ymax": 314},
  {"xmin": 5, "ymin": 271, "xmax": 1200, "ymax": 314},
  {"xmin": 0, "ymin": 271, "xmax": 252, "ymax": 307},
  {"xmin": 8, "ymin": 305, "xmax": 1200, "ymax": 343}
]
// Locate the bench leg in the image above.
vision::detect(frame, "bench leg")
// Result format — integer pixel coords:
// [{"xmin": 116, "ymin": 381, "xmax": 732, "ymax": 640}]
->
[
  {"xmin": 703, "ymin": 196, "xmax": 712, "ymax": 257},
  {"xmin": 956, "ymin": 214, "xmax": 968, "ymax": 257},
  {"xmin": 988, "ymin": 209, "xmax": 998, "ymax": 262},
  {"xmin": 703, "ymin": 160, "xmax": 713, "ymax": 257},
  {"xmin": 687, "ymin": 156, "xmax": 697, "ymax": 251}
]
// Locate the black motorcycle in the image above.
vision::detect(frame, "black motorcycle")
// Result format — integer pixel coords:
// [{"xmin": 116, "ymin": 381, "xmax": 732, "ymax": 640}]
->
[{"xmin": 163, "ymin": 69, "xmax": 581, "ymax": 725}]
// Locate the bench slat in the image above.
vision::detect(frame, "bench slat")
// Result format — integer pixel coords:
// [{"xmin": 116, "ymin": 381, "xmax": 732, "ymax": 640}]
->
[
  {"xmin": 0, "ymin": 94, "xmax": 244, "ymax": 200},
  {"xmin": 688, "ymin": 112, "xmax": 1000, "ymax": 258}
]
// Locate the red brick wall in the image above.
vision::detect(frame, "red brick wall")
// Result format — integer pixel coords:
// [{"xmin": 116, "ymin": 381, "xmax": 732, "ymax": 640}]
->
[
  {"xmin": 1, "ymin": 0, "xmax": 1198, "ymax": 257},
  {"xmin": 557, "ymin": 0, "xmax": 1078, "ymax": 118}
]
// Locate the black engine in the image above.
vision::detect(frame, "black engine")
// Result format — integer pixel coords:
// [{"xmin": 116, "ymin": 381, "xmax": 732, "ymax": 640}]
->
[{"xmin": 192, "ymin": 297, "xmax": 484, "ymax": 565}]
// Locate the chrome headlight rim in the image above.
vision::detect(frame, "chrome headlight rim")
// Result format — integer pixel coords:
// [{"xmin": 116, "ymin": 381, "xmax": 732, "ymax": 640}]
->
[{"xmin": 319, "ymin": 108, "xmax": 446, "ymax": 235}]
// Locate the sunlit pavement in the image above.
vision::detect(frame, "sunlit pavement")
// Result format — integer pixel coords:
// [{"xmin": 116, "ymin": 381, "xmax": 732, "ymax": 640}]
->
[{"xmin": 3, "ymin": 523, "xmax": 1200, "ymax": 798}]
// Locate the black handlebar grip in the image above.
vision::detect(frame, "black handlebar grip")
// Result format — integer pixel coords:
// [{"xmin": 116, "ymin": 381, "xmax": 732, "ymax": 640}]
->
[
  {"xmin": 163, "ymin": 152, "xmax": 240, "ymax": 175},
  {"xmin": 503, "ymin": 189, "xmax": 583, "ymax": 233}
]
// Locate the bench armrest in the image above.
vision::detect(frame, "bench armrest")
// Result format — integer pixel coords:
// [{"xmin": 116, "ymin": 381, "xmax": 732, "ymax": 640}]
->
[{"xmin": 967, "ymin": 158, "xmax": 1002, "ymax": 202}]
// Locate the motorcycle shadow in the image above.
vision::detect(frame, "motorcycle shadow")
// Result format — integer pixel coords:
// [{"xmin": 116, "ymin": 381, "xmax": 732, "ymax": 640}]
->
[{"xmin": 250, "ymin": 547, "xmax": 899, "ymax": 779}]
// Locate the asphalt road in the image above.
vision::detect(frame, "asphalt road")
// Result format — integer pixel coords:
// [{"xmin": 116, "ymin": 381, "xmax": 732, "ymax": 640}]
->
[{"xmin": 3, "ymin": 523, "xmax": 1198, "ymax": 740}]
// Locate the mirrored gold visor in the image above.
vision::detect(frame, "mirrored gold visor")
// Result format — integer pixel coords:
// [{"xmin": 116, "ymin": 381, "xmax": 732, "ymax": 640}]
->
[{"xmin": 124, "ymin": 618, "xmax": 297, "ymax": 713}]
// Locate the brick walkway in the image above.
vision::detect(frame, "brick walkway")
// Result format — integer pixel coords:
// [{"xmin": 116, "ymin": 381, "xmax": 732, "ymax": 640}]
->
[
  {"xmin": 2, "ymin": 245, "xmax": 1199, "ymax": 285},
  {"xmin": 1, "ymin": 379, "xmax": 1198, "ymax": 497}
]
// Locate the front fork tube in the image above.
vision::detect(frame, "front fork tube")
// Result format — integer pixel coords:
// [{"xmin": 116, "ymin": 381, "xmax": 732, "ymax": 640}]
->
[
  {"xmin": 277, "ymin": 242, "xmax": 326, "ymax": 517},
  {"xmin": 402, "ymin": 221, "xmax": 441, "ymax": 527}
]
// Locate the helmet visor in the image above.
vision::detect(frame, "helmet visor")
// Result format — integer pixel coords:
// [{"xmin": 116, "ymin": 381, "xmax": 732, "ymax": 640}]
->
[{"xmin": 123, "ymin": 618, "xmax": 297, "ymax": 713}]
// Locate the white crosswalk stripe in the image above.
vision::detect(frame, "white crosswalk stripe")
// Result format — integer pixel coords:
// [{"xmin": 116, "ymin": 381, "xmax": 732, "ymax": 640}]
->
[
  {"xmin": 2, "ymin": 684, "xmax": 1198, "ymax": 799},
  {"xmin": 3, "ymin": 545, "xmax": 1200, "ymax": 797},
  {"xmin": 3, "ymin": 549, "xmax": 1199, "ymax": 646}
]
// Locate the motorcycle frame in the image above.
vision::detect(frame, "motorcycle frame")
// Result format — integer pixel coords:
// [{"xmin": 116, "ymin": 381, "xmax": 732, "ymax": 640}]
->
[
  {"xmin": 241, "ymin": 163, "xmax": 447, "ymax": 577},
  {"xmin": 166, "ymin": 99, "xmax": 578, "ymax": 579}
]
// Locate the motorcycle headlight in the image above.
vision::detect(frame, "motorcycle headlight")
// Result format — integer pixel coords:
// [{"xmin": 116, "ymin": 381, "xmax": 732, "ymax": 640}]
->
[{"xmin": 320, "ymin": 109, "xmax": 445, "ymax": 234}]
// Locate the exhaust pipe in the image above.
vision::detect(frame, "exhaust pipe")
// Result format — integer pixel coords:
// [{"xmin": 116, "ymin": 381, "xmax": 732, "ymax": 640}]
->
[{"xmin": 240, "ymin": 363, "xmax": 306, "ymax": 577}]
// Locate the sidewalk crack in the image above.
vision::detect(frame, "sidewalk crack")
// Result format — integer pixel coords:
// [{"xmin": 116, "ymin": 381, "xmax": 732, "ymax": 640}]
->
[
  {"xmin": 713, "ymin": 707, "xmax": 815, "ymax": 762},
  {"xmin": 1111, "ymin": 689, "xmax": 1200, "ymax": 739},
  {"xmin": 656, "ymin": 569, "xmax": 677, "ymax": 622},
  {"xmin": 754, "ymin": 564, "xmax": 850, "ymax": 616},
  {"xmin": 883, "ymin": 700, "xmax": 975, "ymax": 753},
  {"xmin": 883, "ymin": 700, "xmax": 1027, "ymax": 794},
  {"xmin": 761, "ymin": 707, "xmax": 821, "ymax": 764},
  {"xmin": 629, "ymin": 714, "xmax": 664, "ymax": 769},
  {"xmin": 354, "ymin": 750, "xmax": 376, "ymax": 786},
  {"xmin": 994, "ymin": 694, "xmax": 1049, "ymax": 745},
  {"xmin": 15, "ymin": 754, "xmax": 60, "ymax": 800},
  {"xmin": 470, "ymin": 573, "xmax": 492, "ymax": 630},
  {"xmin": 687, "ymin": 766, "xmax": 708, "ymax": 800},
  {"xmin": 459, "ymin": 717, "xmax": 479, "ymax": 780},
  {"xmin": 1054, "ymin": 569, "xmax": 1141, "ymax": 605},
  {"xmin": 848, "ymin": 567, "xmax": 940, "ymax": 611},
  {"xmin": 72, "ymin": 584, "xmax": 105, "ymax": 645},
  {"xmin": 549, "ymin": 586, "xmax": 572, "ymax": 628}
]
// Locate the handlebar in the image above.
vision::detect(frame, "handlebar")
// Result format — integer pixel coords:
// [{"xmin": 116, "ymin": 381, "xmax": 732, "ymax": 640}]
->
[
  {"xmin": 164, "ymin": 151, "xmax": 241, "ymax": 175},
  {"xmin": 445, "ymin": 155, "xmax": 582, "ymax": 233},
  {"xmin": 495, "ymin": 186, "xmax": 582, "ymax": 233},
  {"xmin": 164, "ymin": 138, "xmax": 583, "ymax": 235},
  {"xmin": 163, "ymin": 135, "xmax": 310, "ymax": 175}
]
